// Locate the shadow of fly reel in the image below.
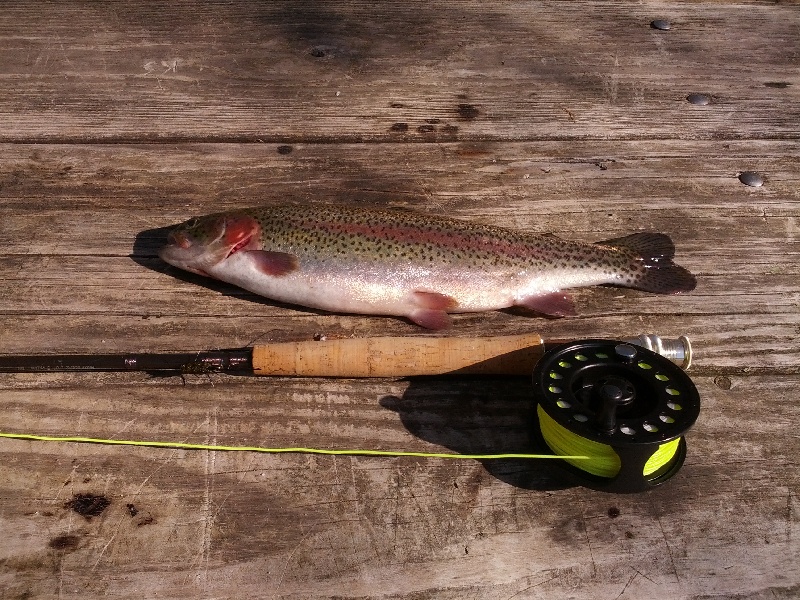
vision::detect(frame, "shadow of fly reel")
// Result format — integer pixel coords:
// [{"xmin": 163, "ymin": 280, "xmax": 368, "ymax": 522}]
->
[{"xmin": 531, "ymin": 339, "xmax": 700, "ymax": 493}]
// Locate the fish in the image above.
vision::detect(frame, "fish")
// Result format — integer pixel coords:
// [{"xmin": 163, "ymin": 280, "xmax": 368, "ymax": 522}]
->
[{"xmin": 159, "ymin": 204, "xmax": 696, "ymax": 329}]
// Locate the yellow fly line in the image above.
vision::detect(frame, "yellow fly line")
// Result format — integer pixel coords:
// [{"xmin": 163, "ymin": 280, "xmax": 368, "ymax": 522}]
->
[
  {"xmin": 536, "ymin": 405, "xmax": 680, "ymax": 478},
  {"xmin": 0, "ymin": 413, "xmax": 683, "ymax": 474},
  {"xmin": 0, "ymin": 431, "xmax": 589, "ymax": 461}
]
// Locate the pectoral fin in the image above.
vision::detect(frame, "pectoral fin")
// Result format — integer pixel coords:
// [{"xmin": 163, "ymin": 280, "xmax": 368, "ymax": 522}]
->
[
  {"xmin": 244, "ymin": 250, "xmax": 299, "ymax": 277},
  {"xmin": 516, "ymin": 292, "xmax": 576, "ymax": 317}
]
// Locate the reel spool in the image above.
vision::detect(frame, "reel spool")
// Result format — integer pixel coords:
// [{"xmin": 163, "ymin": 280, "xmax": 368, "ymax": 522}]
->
[{"xmin": 531, "ymin": 339, "xmax": 700, "ymax": 493}]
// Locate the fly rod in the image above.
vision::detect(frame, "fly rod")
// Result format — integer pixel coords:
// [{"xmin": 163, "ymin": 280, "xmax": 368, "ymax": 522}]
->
[{"xmin": 0, "ymin": 333, "xmax": 691, "ymax": 376}]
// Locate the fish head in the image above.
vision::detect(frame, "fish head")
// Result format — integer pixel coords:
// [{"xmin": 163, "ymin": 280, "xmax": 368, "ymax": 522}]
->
[{"xmin": 159, "ymin": 212, "xmax": 260, "ymax": 276}]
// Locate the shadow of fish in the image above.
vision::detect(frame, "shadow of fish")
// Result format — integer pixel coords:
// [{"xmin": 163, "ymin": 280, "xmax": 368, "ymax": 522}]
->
[{"xmin": 159, "ymin": 204, "xmax": 695, "ymax": 329}]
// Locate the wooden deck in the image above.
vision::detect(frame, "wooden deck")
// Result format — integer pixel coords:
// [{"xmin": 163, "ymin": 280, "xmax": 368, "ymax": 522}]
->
[{"xmin": 1, "ymin": 2, "xmax": 798, "ymax": 598}]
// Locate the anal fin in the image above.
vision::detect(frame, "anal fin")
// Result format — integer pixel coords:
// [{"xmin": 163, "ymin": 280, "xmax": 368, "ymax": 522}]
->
[
  {"xmin": 516, "ymin": 292, "xmax": 577, "ymax": 318},
  {"xmin": 409, "ymin": 308, "xmax": 452, "ymax": 330},
  {"xmin": 408, "ymin": 290, "xmax": 458, "ymax": 329}
]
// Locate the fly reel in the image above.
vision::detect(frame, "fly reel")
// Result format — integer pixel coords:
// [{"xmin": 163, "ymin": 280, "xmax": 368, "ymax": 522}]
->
[{"xmin": 531, "ymin": 339, "xmax": 701, "ymax": 493}]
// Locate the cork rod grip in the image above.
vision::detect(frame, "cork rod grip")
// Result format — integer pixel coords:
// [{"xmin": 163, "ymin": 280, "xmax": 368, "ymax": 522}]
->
[{"xmin": 251, "ymin": 333, "xmax": 546, "ymax": 377}]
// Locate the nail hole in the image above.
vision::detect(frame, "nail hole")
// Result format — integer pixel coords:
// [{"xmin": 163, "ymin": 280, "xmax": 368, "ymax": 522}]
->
[
  {"xmin": 738, "ymin": 171, "xmax": 764, "ymax": 187},
  {"xmin": 687, "ymin": 93, "xmax": 712, "ymax": 106},
  {"xmin": 650, "ymin": 19, "xmax": 672, "ymax": 30}
]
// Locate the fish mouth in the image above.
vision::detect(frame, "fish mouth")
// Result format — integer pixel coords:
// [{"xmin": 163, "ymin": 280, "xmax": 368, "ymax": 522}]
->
[
  {"xmin": 158, "ymin": 243, "xmax": 209, "ymax": 276},
  {"xmin": 159, "ymin": 226, "xmax": 221, "ymax": 276}
]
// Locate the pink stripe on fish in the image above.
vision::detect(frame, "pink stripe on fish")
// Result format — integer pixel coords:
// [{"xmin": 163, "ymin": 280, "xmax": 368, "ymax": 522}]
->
[{"xmin": 304, "ymin": 218, "xmax": 539, "ymax": 260}]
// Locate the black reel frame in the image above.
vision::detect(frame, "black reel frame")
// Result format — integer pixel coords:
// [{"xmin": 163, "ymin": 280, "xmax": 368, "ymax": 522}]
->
[{"xmin": 531, "ymin": 339, "xmax": 701, "ymax": 493}]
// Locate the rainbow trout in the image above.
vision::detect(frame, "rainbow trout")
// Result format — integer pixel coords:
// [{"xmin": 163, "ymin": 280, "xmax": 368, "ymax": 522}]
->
[{"xmin": 159, "ymin": 204, "xmax": 695, "ymax": 329}]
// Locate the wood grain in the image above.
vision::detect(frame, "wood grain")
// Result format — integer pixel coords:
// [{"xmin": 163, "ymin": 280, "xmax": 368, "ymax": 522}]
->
[
  {"xmin": 0, "ymin": 1, "xmax": 797, "ymax": 142},
  {"xmin": 0, "ymin": 374, "xmax": 797, "ymax": 599},
  {"xmin": 0, "ymin": 1, "xmax": 798, "ymax": 599}
]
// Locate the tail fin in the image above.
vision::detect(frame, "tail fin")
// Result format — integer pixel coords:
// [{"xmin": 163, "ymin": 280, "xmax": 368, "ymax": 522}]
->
[{"xmin": 597, "ymin": 233, "xmax": 696, "ymax": 294}]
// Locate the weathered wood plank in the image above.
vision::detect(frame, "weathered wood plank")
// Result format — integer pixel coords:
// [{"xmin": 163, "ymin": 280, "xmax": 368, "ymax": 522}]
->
[
  {"xmin": 0, "ymin": 1, "xmax": 798, "ymax": 598},
  {"xmin": 0, "ymin": 374, "xmax": 797, "ymax": 599},
  {"xmin": 1, "ymin": 311, "xmax": 798, "ymax": 374},
  {"xmin": 2, "ymin": 141, "xmax": 796, "ymax": 226},
  {"xmin": 0, "ymin": 1, "xmax": 797, "ymax": 142}
]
